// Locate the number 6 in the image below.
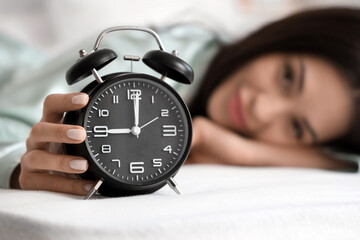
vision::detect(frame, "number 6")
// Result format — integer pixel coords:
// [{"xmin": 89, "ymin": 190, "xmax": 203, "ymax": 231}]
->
[{"xmin": 130, "ymin": 162, "xmax": 144, "ymax": 173}]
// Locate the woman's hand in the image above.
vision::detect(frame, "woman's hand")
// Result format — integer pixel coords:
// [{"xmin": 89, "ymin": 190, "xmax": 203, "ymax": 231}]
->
[
  {"xmin": 187, "ymin": 117, "xmax": 357, "ymax": 171},
  {"xmin": 17, "ymin": 93, "xmax": 96, "ymax": 195},
  {"xmin": 187, "ymin": 117, "xmax": 253, "ymax": 166}
]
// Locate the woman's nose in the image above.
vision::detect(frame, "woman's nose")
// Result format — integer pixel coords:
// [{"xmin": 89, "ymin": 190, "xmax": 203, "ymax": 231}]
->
[{"xmin": 254, "ymin": 92, "xmax": 292, "ymax": 124}]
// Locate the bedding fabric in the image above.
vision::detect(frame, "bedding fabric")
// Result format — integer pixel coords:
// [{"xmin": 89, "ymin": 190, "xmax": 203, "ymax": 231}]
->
[{"xmin": 0, "ymin": 165, "xmax": 359, "ymax": 240}]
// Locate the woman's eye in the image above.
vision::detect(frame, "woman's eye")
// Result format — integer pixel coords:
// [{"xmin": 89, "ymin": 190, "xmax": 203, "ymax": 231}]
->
[
  {"xmin": 283, "ymin": 62, "xmax": 294, "ymax": 87},
  {"xmin": 292, "ymin": 119, "xmax": 303, "ymax": 140}
]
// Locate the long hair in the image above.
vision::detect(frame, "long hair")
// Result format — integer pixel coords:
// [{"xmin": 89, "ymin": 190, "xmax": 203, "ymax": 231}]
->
[{"xmin": 190, "ymin": 7, "xmax": 360, "ymax": 155}]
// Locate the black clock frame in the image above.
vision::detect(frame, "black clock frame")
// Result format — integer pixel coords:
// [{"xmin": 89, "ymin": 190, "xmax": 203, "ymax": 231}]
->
[{"xmin": 64, "ymin": 72, "xmax": 193, "ymax": 197}]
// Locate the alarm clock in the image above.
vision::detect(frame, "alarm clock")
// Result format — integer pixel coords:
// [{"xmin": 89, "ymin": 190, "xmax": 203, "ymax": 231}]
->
[{"xmin": 63, "ymin": 26, "xmax": 194, "ymax": 199}]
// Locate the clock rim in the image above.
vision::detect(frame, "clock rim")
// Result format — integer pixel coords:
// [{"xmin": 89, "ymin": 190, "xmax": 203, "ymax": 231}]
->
[{"xmin": 71, "ymin": 72, "xmax": 192, "ymax": 192}]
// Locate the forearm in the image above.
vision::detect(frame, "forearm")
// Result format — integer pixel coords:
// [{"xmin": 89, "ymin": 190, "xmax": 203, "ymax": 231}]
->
[
  {"xmin": 10, "ymin": 164, "xmax": 21, "ymax": 189},
  {"xmin": 243, "ymin": 140, "xmax": 358, "ymax": 171},
  {"xmin": 0, "ymin": 142, "xmax": 25, "ymax": 188},
  {"xmin": 192, "ymin": 117, "xmax": 358, "ymax": 171}
]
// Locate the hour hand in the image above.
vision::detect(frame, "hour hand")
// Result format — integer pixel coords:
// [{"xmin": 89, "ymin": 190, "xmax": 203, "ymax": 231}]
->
[{"xmin": 107, "ymin": 128, "xmax": 132, "ymax": 134}]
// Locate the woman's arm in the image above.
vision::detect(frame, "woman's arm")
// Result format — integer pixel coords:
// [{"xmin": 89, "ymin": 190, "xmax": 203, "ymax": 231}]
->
[
  {"xmin": 188, "ymin": 117, "xmax": 358, "ymax": 171},
  {"xmin": 13, "ymin": 93, "xmax": 96, "ymax": 195}
]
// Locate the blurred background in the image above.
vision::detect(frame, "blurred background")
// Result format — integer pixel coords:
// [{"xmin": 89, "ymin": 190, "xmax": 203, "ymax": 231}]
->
[{"xmin": 1, "ymin": 0, "xmax": 360, "ymax": 57}]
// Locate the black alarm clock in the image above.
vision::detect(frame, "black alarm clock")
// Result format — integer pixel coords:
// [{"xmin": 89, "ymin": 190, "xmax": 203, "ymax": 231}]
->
[{"xmin": 63, "ymin": 26, "xmax": 194, "ymax": 199}]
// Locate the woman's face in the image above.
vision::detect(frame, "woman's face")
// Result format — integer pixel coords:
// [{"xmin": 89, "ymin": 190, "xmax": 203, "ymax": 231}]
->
[{"xmin": 207, "ymin": 53, "xmax": 354, "ymax": 146}]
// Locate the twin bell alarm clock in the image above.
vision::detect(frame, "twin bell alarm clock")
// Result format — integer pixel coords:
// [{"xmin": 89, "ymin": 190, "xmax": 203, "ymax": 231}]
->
[{"xmin": 63, "ymin": 26, "xmax": 194, "ymax": 199}]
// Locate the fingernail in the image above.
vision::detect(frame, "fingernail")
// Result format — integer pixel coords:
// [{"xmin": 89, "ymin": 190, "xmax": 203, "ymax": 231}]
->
[
  {"xmin": 72, "ymin": 94, "xmax": 88, "ymax": 105},
  {"xmin": 70, "ymin": 159, "xmax": 87, "ymax": 170},
  {"xmin": 84, "ymin": 184, "xmax": 93, "ymax": 192},
  {"xmin": 67, "ymin": 129, "xmax": 85, "ymax": 140}
]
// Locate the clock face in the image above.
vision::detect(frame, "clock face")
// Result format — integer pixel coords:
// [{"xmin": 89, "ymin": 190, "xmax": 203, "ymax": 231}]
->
[{"xmin": 83, "ymin": 74, "xmax": 191, "ymax": 186}]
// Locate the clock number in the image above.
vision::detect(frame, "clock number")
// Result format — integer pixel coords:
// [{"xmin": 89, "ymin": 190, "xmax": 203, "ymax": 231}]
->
[
  {"xmin": 113, "ymin": 95, "xmax": 119, "ymax": 104},
  {"xmin": 153, "ymin": 158, "xmax": 162, "ymax": 167},
  {"xmin": 98, "ymin": 109, "xmax": 109, "ymax": 117},
  {"xmin": 94, "ymin": 126, "xmax": 108, "ymax": 137},
  {"xmin": 112, "ymin": 159, "xmax": 121, "ymax": 168},
  {"xmin": 163, "ymin": 145, "xmax": 172, "ymax": 153},
  {"xmin": 162, "ymin": 125, "xmax": 177, "ymax": 136},
  {"xmin": 161, "ymin": 109, "xmax": 169, "ymax": 117},
  {"xmin": 127, "ymin": 89, "xmax": 142, "ymax": 100},
  {"xmin": 101, "ymin": 145, "xmax": 111, "ymax": 153},
  {"xmin": 130, "ymin": 162, "xmax": 144, "ymax": 173}
]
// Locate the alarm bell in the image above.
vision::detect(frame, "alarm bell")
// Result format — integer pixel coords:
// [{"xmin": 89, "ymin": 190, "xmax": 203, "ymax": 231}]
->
[{"xmin": 65, "ymin": 26, "xmax": 194, "ymax": 86}]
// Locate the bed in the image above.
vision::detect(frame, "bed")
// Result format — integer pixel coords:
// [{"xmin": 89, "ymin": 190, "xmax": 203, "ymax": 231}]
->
[
  {"xmin": 1, "ymin": 1, "xmax": 360, "ymax": 239},
  {"xmin": 1, "ymin": 165, "xmax": 359, "ymax": 239}
]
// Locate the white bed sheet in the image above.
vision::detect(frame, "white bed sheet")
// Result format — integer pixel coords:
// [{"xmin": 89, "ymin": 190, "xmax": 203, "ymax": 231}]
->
[{"xmin": 0, "ymin": 165, "xmax": 359, "ymax": 240}]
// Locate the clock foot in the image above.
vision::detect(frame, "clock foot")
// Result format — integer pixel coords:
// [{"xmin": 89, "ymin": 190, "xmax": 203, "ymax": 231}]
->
[
  {"xmin": 84, "ymin": 179, "xmax": 104, "ymax": 200},
  {"xmin": 167, "ymin": 177, "xmax": 182, "ymax": 195}
]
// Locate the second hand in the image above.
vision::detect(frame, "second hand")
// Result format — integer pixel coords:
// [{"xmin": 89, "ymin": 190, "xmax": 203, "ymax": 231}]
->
[{"xmin": 140, "ymin": 117, "xmax": 159, "ymax": 129}]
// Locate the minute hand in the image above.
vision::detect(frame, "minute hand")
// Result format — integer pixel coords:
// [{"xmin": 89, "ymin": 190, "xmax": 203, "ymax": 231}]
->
[{"xmin": 134, "ymin": 94, "xmax": 140, "ymax": 127}]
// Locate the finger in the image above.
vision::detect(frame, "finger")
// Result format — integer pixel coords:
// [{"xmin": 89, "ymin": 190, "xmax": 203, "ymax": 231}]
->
[
  {"xmin": 42, "ymin": 93, "xmax": 89, "ymax": 123},
  {"xmin": 22, "ymin": 150, "xmax": 88, "ymax": 174},
  {"xmin": 20, "ymin": 172, "xmax": 95, "ymax": 196},
  {"xmin": 27, "ymin": 122, "xmax": 86, "ymax": 150}
]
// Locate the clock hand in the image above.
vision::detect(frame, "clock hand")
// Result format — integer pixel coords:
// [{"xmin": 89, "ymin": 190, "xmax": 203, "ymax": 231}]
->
[
  {"xmin": 140, "ymin": 116, "xmax": 159, "ymax": 129},
  {"xmin": 132, "ymin": 93, "xmax": 140, "ymax": 138},
  {"xmin": 107, "ymin": 128, "xmax": 132, "ymax": 134},
  {"xmin": 126, "ymin": 116, "xmax": 158, "ymax": 137},
  {"xmin": 134, "ymin": 93, "xmax": 140, "ymax": 127}
]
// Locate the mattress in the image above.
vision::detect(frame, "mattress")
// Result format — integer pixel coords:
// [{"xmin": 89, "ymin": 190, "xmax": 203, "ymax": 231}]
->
[{"xmin": 0, "ymin": 164, "xmax": 359, "ymax": 240}]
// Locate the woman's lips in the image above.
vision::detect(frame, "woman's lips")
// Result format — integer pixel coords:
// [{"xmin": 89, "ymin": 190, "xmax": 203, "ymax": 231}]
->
[{"xmin": 228, "ymin": 91, "xmax": 247, "ymax": 130}]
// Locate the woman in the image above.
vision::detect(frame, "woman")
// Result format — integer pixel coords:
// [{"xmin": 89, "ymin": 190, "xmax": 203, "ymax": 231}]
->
[
  {"xmin": 8, "ymin": 7, "xmax": 360, "ymax": 195},
  {"xmin": 188, "ymin": 7, "xmax": 360, "ymax": 167}
]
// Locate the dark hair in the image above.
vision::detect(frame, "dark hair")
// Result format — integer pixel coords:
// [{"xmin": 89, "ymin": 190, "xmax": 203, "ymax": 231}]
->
[{"xmin": 190, "ymin": 7, "xmax": 360, "ymax": 155}]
